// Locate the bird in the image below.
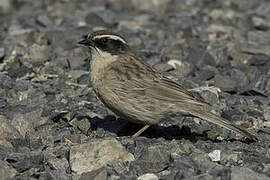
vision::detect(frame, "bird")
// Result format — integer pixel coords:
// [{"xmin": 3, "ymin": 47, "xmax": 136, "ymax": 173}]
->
[{"xmin": 78, "ymin": 30, "xmax": 259, "ymax": 141}]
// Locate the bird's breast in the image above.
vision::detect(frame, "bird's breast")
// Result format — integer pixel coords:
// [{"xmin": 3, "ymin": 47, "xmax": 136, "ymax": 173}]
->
[{"xmin": 90, "ymin": 52, "xmax": 118, "ymax": 91}]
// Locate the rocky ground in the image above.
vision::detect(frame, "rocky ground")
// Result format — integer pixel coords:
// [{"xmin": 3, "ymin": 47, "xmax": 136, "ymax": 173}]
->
[{"xmin": 0, "ymin": 0, "xmax": 270, "ymax": 179}]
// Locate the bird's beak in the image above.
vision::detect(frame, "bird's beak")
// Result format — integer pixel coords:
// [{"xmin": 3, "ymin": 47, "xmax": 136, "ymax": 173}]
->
[{"xmin": 77, "ymin": 39, "xmax": 93, "ymax": 47}]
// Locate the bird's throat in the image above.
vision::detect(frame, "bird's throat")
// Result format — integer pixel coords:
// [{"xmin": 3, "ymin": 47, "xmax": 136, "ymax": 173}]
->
[{"xmin": 90, "ymin": 49, "xmax": 117, "ymax": 89}]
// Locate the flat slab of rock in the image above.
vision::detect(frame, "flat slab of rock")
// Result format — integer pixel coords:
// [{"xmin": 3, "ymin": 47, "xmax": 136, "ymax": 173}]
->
[
  {"xmin": 0, "ymin": 115, "xmax": 22, "ymax": 148},
  {"xmin": 0, "ymin": 160, "xmax": 17, "ymax": 179},
  {"xmin": 70, "ymin": 138, "xmax": 135, "ymax": 174},
  {"xmin": 231, "ymin": 167, "xmax": 269, "ymax": 180}
]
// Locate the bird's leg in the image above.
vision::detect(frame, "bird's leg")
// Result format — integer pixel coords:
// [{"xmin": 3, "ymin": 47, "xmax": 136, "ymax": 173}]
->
[{"xmin": 132, "ymin": 125, "xmax": 150, "ymax": 138}]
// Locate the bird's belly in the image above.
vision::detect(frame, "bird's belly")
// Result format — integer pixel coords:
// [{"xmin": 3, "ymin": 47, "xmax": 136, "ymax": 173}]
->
[{"xmin": 96, "ymin": 86, "xmax": 177, "ymax": 125}]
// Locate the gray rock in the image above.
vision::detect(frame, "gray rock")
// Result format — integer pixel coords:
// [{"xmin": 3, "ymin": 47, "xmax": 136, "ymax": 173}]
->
[
  {"xmin": 248, "ymin": 31, "xmax": 270, "ymax": 46},
  {"xmin": 132, "ymin": 143, "xmax": 170, "ymax": 173},
  {"xmin": 0, "ymin": 48, "xmax": 5, "ymax": 60},
  {"xmin": 62, "ymin": 134, "xmax": 81, "ymax": 144},
  {"xmin": 6, "ymin": 150, "xmax": 44, "ymax": 173},
  {"xmin": 68, "ymin": 48, "xmax": 89, "ymax": 70},
  {"xmin": 213, "ymin": 69, "xmax": 249, "ymax": 92},
  {"xmin": 220, "ymin": 152, "xmax": 242, "ymax": 166},
  {"xmin": 167, "ymin": 59, "xmax": 195, "ymax": 77},
  {"xmin": 254, "ymin": 74, "xmax": 270, "ymax": 96},
  {"xmin": 231, "ymin": 167, "xmax": 269, "ymax": 180},
  {"xmin": 79, "ymin": 167, "xmax": 107, "ymax": 180},
  {"xmin": 187, "ymin": 48, "xmax": 216, "ymax": 69},
  {"xmin": 7, "ymin": 58, "xmax": 33, "ymax": 78},
  {"xmin": 38, "ymin": 170, "xmax": 72, "ymax": 180},
  {"xmin": 138, "ymin": 173, "xmax": 158, "ymax": 180},
  {"xmin": 53, "ymin": 129, "xmax": 71, "ymax": 143},
  {"xmin": 69, "ymin": 117, "xmax": 91, "ymax": 135},
  {"xmin": 264, "ymin": 108, "xmax": 270, "ymax": 121},
  {"xmin": 94, "ymin": 10, "xmax": 123, "ymax": 27},
  {"xmin": 227, "ymin": 43, "xmax": 254, "ymax": 63},
  {"xmin": 0, "ymin": 74, "xmax": 14, "ymax": 89},
  {"xmin": 0, "ymin": 0, "xmax": 10, "ymax": 11},
  {"xmin": 262, "ymin": 163, "xmax": 270, "ymax": 177},
  {"xmin": 182, "ymin": 173, "xmax": 214, "ymax": 180},
  {"xmin": 47, "ymin": 157, "xmax": 69, "ymax": 172},
  {"xmin": 106, "ymin": 0, "xmax": 170, "ymax": 14},
  {"xmin": 207, "ymin": 42, "xmax": 229, "ymax": 67},
  {"xmin": 0, "ymin": 115, "xmax": 22, "ymax": 148},
  {"xmin": 195, "ymin": 65, "xmax": 218, "ymax": 82},
  {"xmin": 235, "ymin": 42, "xmax": 270, "ymax": 57},
  {"xmin": 232, "ymin": 0, "xmax": 259, "ymax": 10},
  {"xmin": 131, "ymin": 0, "xmax": 170, "ymax": 14},
  {"xmin": 208, "ymin": 150, "xmax": 221, "ymax": 162},
  {"xmin": 68, "ymin": 70, "xmax": 89, "ymax": 81},
  {"xmin": 248, "ymin": 53, "xmax": 270, "ymax": 67},
  {"xmin": 77, "ymin": 73, "xmax": 90, "ymax": 84},
  {"xmin": 154, "ymin": 63, "xmax": 173, "ymax": 73},
  {"xmin": 0, "ymin": 145, "xmax": 12, "ymax": 160},
  {"xmin": 188, "ymin": 86, "xmax": 220, "ymax": 106},
  {"xmin": 14, "ymin": 79, "xmax": 30, "ymax": 92},
  {"xmin": 29, "ymin": 128, "xmax": 54, "ymax": 150},
  {"xmin": 16, "ymin": 89, "xmax": 47, "ymax": 108},
  {"xmin": 252, "ymin": 16, "xmax": 269, "ymax": 30},
  {"xmin": 12, "ymin": 109, "xmax": 48, "ymax": 137},
  {"xmin": 26, "ymin": 43, "xmax": 51, "ymax": 65},
  {"xmin": 85, "ymin": 12, "xmax": 106, "ymax": 27},
  {"xmin": 70, "ymin": 138, "xmax": 134, "ymax": 174},
  {"xmin": 255, "ymin": 2, "xmax": 270, "ymax": 18},
  {"xmin": 171, "ymin": 155, "xmax": 197, "ymax": 178},
  {"xmin": 28, "ymin": 31, "xmax": 50, "ymax": 46},
  {"xmin": 192, "ymin": 152, "xmax": 218, "ymax": 173},
  {"xmin": 36, "ymin": 14, "xmax": 53, "ymax": 27},
  {"xmin": 0, "ymin": 160, "xmax": 17, "ymax": 179},
  {"xmin": 106, "ymin": 0, "xmax": 133, "ymax": 12}
]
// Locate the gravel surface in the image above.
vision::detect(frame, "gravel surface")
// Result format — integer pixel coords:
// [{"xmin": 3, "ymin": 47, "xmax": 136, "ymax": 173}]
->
[{"xmin": 0, "ymin": 0, "xmax": 270, "ymax": 179}]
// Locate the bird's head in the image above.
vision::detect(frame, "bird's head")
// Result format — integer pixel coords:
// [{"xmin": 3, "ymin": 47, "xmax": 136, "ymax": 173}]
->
[{"xmin": 78, "ymin": 30, "xmax": 131, "ymax": 57}]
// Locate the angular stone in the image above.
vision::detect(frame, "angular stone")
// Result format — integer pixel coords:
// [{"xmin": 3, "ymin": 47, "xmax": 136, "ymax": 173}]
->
[
  {"xmin": 187, "ymin": 48, "xmax": 216, "ymax": 69},
  {"xmin": 26, "ymin": 43, "xmax": 50, "ymax": 65},
  {"xmin": 6, "ymin": 151, "xmax": 44, "ymax": 173},
  {"xmin": 0, "ymin": 115, "xmax": 22, "ymax": 148},
  {"xmin": 79, "ymin": 168, "xmax": 107, "ymax": 180},
  {"xmin": 167, "ymin": 59, "xmax": 194, "ymax": 77},
  {"xmin": 0, "ymin": 48, "xmax": 5, "ymax": 60},
  {"xmin": 255, "ymin": 2, "xmax": 270, "ymax": 18},
  {"xmin": 12, "ymin": 109, "xmax": 48, "ymax": 137},
  {"xmin": 138, "ymin": 173, "xmax": 158, "ymax": 180},
  {"xmin": 85, "ymin": 12, "xmax": 106, "ymax": 27},
  {"xmin": 132, "ymin": 144, "xmax": 170, "ymax": 173},
  {"xmin": 70, "ymin": 138, "xmax": 134, "ymax": 174},
  {"xmin": 47, "ymin": 157, "xmax": 69, "ymax": 172},
  {"xmin": 248, "ymin": 31, "xmax": 270, "ymax": 46},
  {"xmin": 0, "ymin": 0, "xmax": 10, "ymax": 11},
  {"xmin": 36, "ymin": 14, "xmax": 53, "ymax": 27},
  {"xmin": 131, "ymin": 0, "xmax": 170, "ymax": 14},
  {"xmin": 231, "ymin": 167, "xmax": 269, "ymax": 180},
  {"xmin": 208, "ymin": 150, "xmax": 221, "ymax": 162},
  {"xmin": 0, "ymin": 160, "xmax": 17, "ymax": 179},
  {"xmin": 213, "ymin": 69, "xmax": 248, "ymax": 92}
]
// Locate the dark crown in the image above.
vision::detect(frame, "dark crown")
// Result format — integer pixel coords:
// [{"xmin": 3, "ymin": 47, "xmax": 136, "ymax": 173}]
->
[{"xmin": 78, "ymin": 30, "xmax": 130, "ymax": 55}]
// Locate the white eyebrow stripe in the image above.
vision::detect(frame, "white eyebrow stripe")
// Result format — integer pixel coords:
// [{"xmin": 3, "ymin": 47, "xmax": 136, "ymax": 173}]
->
[{"xmin": 93, "ymin": 35, "xmax": 127, "ymax": 44}]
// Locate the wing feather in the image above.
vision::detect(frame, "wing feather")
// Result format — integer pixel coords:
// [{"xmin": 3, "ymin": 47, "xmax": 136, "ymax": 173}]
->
[{"xmin": 106, "ymin": 54, "xmax": 207, "ymax": 106}]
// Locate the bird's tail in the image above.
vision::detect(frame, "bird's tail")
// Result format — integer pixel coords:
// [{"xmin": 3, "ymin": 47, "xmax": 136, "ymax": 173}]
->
[{"xmin": 190, "ymin": 110, "xmax": 259, "ymax": 141}]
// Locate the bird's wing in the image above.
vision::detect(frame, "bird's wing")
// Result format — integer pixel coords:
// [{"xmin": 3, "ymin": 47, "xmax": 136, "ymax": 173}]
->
[{"xmin": 107, "ymin": 54, "xmax": 207, "ymax": 107}]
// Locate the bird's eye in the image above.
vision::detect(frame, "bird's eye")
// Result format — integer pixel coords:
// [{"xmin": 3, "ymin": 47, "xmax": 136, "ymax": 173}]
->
[{"xmin": 101, "ymin": 38, "xmax": 108, "ymax": 44}]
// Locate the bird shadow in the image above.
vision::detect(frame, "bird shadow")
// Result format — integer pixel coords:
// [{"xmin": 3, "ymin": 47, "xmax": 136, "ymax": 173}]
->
[
  {"xmin": 87, "ymin": 115, "xmax": 257, "ymax": 144},
  {"xmin": 89, "ymin": 115, "xmax": 210, "ymax": 143}
]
